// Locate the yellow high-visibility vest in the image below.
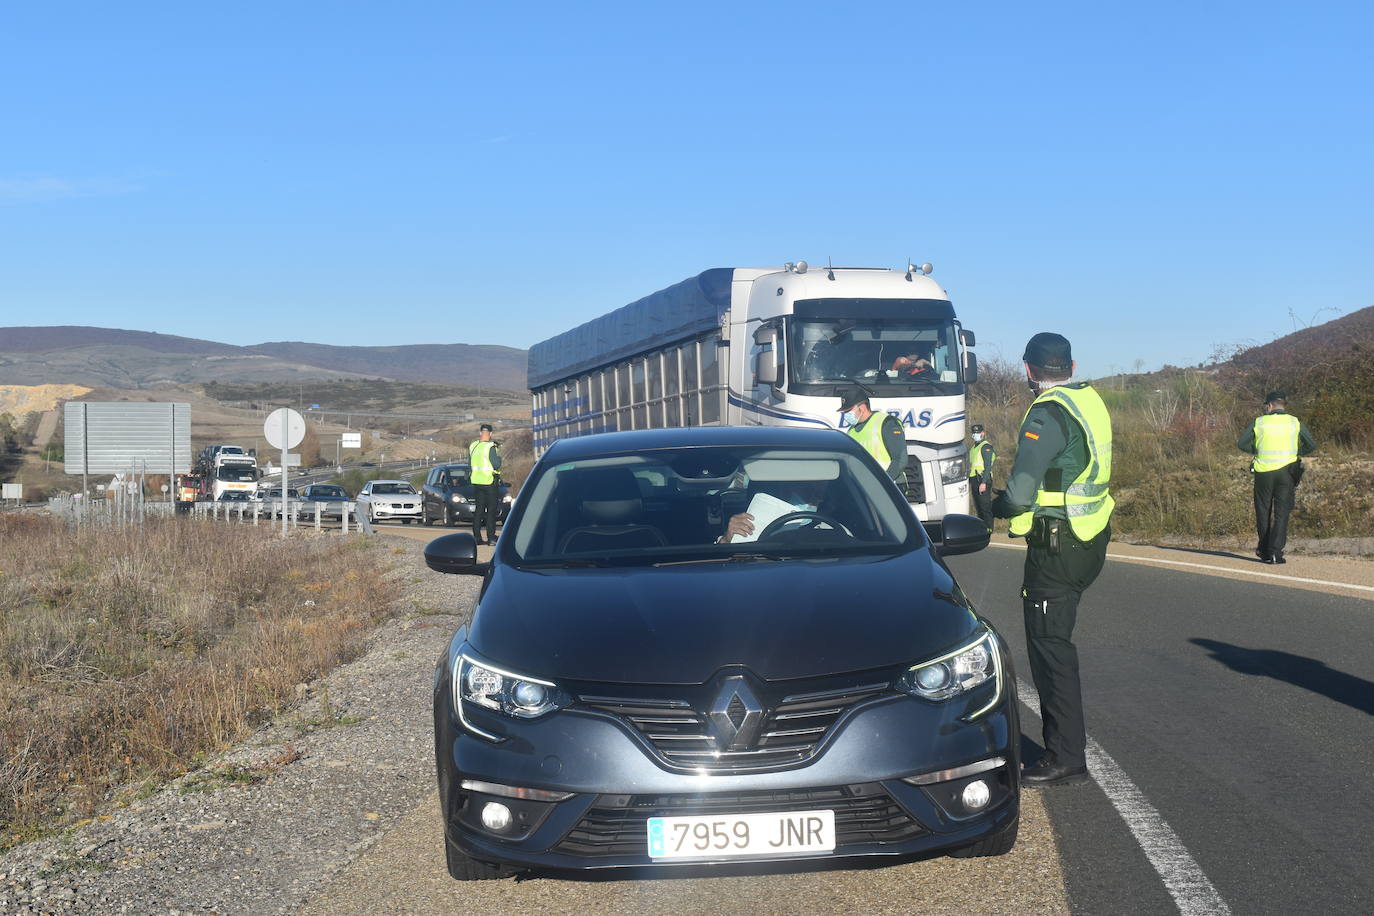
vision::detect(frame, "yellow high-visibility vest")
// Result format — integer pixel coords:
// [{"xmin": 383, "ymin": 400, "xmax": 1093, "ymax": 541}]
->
[
  {"xmin": 970, "ymin": 441, "xmax": 992, "ymax": 477},
  {"xmin": 469, "ymin": 441, "xmax": 496, "ymax": 485},
  {"xmin": 1008, "ymin": 384, "xmax": 1114, "ymax": 542},
  {"xmin": 1252, "ymin": 413, "xmax": 1300, "ymax": 472},
  {"xmin": 847, "ymin": 413, "xmax": 891, "ymax": 468}
]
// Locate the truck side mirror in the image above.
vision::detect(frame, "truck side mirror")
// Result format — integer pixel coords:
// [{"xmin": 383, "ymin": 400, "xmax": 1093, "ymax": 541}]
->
[
  {"xmin": 753, "ymin": 326, "xmax": 781, "ymax": 387},
  {"xmin": 964, "ymin": 352, "xmax": 978, "ymax": 384},
  {"xmin": 960, "ymin": 328, "xmax": 976, "ymax": 347}
]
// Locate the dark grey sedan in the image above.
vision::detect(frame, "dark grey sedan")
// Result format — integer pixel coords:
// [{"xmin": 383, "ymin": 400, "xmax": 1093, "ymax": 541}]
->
[{"xmin": 425, "ymin": 426, "xmax": 1016, "ymax": 880}]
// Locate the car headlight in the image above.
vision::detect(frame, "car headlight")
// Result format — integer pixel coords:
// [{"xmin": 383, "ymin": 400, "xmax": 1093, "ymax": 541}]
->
[
  {"xmin": 897, "ymin": 631, "xmax": 1002, "ymax": 718},
  {"xmin": 502, "ymin": 494, "xmax": 513, "ymax": 503},
  {"xmin": 451, "ymin": 494, "xmax": 462, "ymax": 502},
  {"xmin": 454, "ymin": 654, "xmax": 568, "ymax": 738},
  {"xmin": 939, "ymin": 456, "xmax": 968, "ymax": 484}
]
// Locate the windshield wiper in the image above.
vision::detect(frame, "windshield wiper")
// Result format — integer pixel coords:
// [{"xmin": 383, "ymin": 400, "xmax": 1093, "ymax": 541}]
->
[{"xmin": 652, "ymin": 551, "xmax": 788, "ymax": 566}]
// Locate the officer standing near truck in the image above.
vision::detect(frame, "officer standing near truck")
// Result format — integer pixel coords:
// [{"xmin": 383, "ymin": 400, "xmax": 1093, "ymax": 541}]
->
[
  {"xmin": 838, "ymin": 390, "xmax": 908, "ymax": 486},
  {"xmin": 468, "ymin": 423, "xmax": 502, "ymax": 545},
  {"xmin": 1237, "ymin": 391, "xmax": 1315, "ymax": 564},
  {"xmin": 991, "ymin": 332, "xmax": 1113, "ymax": 788},
  {"xmin": 968, "ymin": 423, "xmax": 996, "ymax": 528}
]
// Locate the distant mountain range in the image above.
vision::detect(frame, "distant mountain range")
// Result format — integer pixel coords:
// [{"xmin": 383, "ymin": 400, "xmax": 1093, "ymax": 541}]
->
[{"xmin": 0, "ymin": 326, "xmax": 528, "ymax": 392}]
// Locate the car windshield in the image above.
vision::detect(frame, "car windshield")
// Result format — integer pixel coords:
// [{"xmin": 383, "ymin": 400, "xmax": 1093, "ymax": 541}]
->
[
  {"xmin": 508, "ymin": 445, "xmax": 918, "ymax": 565},
  {"xmin": 312, "ymin": 486, "xmax": 346, "ymax": 498},
  {"xmin": 371, "ymin": 483, "xmax": 414, "ymax": 495},
  {"xmin": 790, "ymin": 318, "xmax": 960, "ymax": 387}
]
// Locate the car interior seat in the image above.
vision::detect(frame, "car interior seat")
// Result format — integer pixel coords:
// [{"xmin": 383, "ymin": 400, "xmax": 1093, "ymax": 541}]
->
[{"xmin": 556, "ymin": 467, "xmax": 667, "ymax": 554}]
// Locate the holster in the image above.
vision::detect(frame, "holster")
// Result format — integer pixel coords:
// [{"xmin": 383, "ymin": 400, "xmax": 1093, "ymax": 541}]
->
[
  {"xmin": 1027, "ymin": 516, "xmax": 1063, "ymax": 554},
  {"xmin": 1289, "ymin": 459, "xmax": 1305, "ymax": 486}
]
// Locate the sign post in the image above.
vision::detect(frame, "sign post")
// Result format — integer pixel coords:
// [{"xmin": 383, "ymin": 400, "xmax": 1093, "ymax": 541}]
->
[{"xmin": 264, "ymin": 408, "xmax": 305, "ymax": 537}]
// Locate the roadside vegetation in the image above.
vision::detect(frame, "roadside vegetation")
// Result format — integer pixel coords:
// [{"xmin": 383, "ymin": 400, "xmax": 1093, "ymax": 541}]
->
[
  {"xmin": 0, "ymin": 516, "xmax": 395, "ymax": 849},
  {"xmin": 970, "ymin": 356, "xmax": 1374, "ymax": 543}
]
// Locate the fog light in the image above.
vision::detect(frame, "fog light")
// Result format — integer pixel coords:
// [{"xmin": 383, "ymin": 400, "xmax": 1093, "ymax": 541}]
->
[
  {"xmin": 962, "ymin": 779, "xmax": 991, "ymax": 811},
  {"xmin": 480, "ymin": 801, "xmax": 513, "ymax": 832}
]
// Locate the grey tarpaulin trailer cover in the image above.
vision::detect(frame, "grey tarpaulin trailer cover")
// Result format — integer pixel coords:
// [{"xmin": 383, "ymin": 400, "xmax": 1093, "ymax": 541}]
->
[{"xmin": 527, "ymin": 268, "xmax": 733, "ymax": 389}]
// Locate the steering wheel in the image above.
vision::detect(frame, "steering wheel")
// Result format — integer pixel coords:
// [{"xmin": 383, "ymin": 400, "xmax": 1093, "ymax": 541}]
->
[{"xmin": 757, "ymin": 510, "xmax": 851, "ymax": 540}]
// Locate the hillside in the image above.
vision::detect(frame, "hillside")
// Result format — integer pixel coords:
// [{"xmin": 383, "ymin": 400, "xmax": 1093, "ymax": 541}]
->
[
  {"xmin": 1226, "ymin": 303, "xmax": 1374, "ymax": 374},
  {"xmin": 0, "ymin": 326, "xmax": 529, "ymax": 392}
]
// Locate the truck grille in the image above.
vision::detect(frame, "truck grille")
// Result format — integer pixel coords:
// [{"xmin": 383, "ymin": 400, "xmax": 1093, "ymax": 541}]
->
[
  {"xmin": 578, "ymin": 682, "xmax": 891, "ymax": 772},
  {"xmin": 554, "ymin": 783, "xmax": 923, "ymax": 857}
]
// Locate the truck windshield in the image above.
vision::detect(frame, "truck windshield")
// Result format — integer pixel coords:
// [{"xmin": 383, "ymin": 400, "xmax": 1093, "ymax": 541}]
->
[
  {"xmin": 217, "ymin": 467, "xmax": 257, "ymax": 482},
  {"xmin": 789, "ymin": 318, "xmax": 960, "ymax": 389}
]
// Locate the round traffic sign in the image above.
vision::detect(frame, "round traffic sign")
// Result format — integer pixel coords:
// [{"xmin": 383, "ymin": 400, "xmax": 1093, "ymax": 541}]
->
[{"xmin": 264, "ymin": 408, "xmax": 306, "ymax": 449}]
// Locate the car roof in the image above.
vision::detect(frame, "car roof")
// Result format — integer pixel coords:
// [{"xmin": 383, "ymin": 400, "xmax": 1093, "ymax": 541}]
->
[
  {"xmin": 541, "ymin": 426, "xmax": 860, "ymax": 462},
  {"xmin": 367, "ymin": 479, "xmax": 408, "ymax": 485}
]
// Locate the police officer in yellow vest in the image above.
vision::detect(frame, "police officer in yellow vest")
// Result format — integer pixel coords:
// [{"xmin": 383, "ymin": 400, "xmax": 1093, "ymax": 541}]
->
[
  {"xmin": 468, "ymin": 423, "xmax": 502, "ymax": 545},
  {"xmin": 991, "ymin": 332, "xmax": 1113, "ymax": 788},
  {"xmin": 1237, "ymin": 391, "xmax": 1315, "ymax": 565},
  {"xmin": 969, "ymin": 424, "xmax": 996, "ymax": 529},
  {"xmin": 838, "ymin": 390, "xmax": 908, "ymax": 486}
]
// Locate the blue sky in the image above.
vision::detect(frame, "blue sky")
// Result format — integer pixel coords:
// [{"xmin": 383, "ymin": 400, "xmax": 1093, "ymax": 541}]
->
[{"xmin": 1, "ymin": 1, "xmax": 1370, "ymax": 377}]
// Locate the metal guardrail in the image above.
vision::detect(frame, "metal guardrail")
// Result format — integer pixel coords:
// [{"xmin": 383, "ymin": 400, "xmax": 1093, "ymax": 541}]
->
[{"xmin": 45, "ymin": 493, "xmax": 372, "ymax": 536}]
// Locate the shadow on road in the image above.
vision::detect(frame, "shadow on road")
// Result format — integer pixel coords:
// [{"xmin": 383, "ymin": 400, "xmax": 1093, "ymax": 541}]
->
[
  {"xmin": 1190, "ymin": 638, "xmax": 1374, "ymax": 716},
  {"xmin": 1151, "ymin": 544, "xmax": 1260, "ymax": 563}
]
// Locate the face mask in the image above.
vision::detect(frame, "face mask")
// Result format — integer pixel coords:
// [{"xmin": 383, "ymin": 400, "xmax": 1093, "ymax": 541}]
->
[
  {"xmin": 840, "ymin": 411, "xmax": 856, "ymax": 426},
  {"xmin": 971, "ymin": 433, "xmax": 984, "ymax": 442}
]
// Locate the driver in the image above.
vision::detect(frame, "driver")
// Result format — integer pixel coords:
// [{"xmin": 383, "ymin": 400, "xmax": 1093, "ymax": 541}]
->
[
  {"xmin": 717, "ymin": 480, "xmax": 830, "ymax": 544},
  {"xmin": 891, "ymin": 347, "xmax": 936, "ymax": 378}
]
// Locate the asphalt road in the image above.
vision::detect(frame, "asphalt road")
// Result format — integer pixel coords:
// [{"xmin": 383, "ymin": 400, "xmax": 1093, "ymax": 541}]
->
[
  {"xmin": 319, "ymin": 526, "xmax": 1374, "ymax": 914},
  {"xmin": 946, "ymin": 540, "xmax": 1374, "ymax": 915}
]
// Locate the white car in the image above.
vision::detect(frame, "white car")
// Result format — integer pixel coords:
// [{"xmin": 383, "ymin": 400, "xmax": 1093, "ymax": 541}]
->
[{"xmin": 356, "ymin": 479, "xmax": 422, "ymax": 524}]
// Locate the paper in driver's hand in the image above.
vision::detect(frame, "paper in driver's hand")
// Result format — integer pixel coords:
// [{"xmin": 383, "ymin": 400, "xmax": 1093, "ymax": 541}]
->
[{"xmin": 729, "ymin": 492, "xmax": 799, "ymax": 544}]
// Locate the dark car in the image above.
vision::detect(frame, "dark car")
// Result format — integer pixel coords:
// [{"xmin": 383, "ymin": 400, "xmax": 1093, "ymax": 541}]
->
[
  {"xmin": 300, "ymin": 483, "xmax": 350, "ymax": 520},
  {"xmin": 424, "ymin": 427, "xmax": 1015, "ymax": 881},
  {"xmin": 420, "ymin": 464, "xmax": 511, "ymax": 527}
]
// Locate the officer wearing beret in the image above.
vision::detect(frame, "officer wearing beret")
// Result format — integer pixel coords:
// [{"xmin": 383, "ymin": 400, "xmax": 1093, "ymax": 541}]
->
[
  {"xmin": 991, "ymin": 332, "xmax": 1114, "ymax": 787},
  {"xmin": 1237, "ymin": 391, "xmax": 1315, "ymax": 564}
]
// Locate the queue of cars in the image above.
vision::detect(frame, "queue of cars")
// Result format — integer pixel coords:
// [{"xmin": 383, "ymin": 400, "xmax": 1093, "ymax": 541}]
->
[{"xmin": 421, "ymin": 426, "xmax": 1015, "ymax": 881}]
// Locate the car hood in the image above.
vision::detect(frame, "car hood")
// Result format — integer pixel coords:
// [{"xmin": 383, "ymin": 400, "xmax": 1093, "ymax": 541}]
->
[{"xmin": 466, "ymin": 552, "xmax": 979, "ymax": 684}]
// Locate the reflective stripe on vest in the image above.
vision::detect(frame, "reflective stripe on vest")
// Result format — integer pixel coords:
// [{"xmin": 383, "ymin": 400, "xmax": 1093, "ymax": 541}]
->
[
  {"xmin": 847, "ymin": 412, "xmax": 891, "ymax": 469},
  {"xmin": 1252, "ymin": 414, "xmax": 1300, "ymax": 472},
  {"xmin": 469, "ymin": 441, "xmax": 496, "ymax": 485},
  {"xmin": 970, "ymin": 441, "xmax": 991, "ymax": 476},
  {"xmin": 1008, "ymin": 384, "xmax": 1115, "ymax": 541}
]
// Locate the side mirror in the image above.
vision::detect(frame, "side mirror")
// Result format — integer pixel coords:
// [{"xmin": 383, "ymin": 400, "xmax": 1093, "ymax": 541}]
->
[
  {"xmin": 960, "ymin": 328, "xmax": 976, "ymax": 347},
  {"xmin": 931, "ymin": 513, "xmax": 991, "ymax": 556},
  {"xmin": 964, "ymin": 352, "xmax": 978, "ymax": 384},
  {"xmin": 425, "ymin": 532, "xmax": 485, "ymax": 575},
  {"xmin": 753, "ymin": 325, "xmax": 780, "ymax": 387}
]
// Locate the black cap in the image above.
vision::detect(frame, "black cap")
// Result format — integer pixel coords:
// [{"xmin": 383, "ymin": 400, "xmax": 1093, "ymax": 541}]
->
[
  {"xmin": 1264, "ymin": 391, "xmax": 1287, "ymax": 405},
  {"xmin": 479, "ymin": 423, "xmax": 494, "ymax": 432},
  {"xmin": 1022, "ymin": 332, "xmax": 1073, "ymax": 372},
  {"xmin": 971, "ymin": 423, "xmax": 985, "ymax": 433},
  {"xmin": 838, "ymin": 388, "xmax": 869, "ymax": 411}
]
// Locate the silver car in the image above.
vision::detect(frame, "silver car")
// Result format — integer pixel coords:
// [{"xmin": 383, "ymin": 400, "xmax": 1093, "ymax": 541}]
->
[{"xmin": 357, "ymin": 479, "xmax": 422, "ymax": 524}]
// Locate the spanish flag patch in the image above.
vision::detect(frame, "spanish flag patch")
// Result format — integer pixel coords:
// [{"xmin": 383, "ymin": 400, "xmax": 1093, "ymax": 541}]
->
[{"xmin": 1023, "ymin": 431, "xmax": 1040, "ymax": 440}]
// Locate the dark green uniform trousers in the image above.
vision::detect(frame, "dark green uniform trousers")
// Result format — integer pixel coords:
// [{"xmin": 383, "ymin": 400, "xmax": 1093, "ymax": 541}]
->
[
  {"xmin": 1022, "ymin": 523, "xmax": 1110, "ymax": 770},
  {"xmin": 1253, "ymin": 467, "xmax": 1296, "ymax": 560}
]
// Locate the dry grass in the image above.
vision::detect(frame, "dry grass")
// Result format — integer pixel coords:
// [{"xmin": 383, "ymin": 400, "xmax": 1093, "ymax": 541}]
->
[
  {"xmin": 971, "ymin": 372, "xmax": 1374, "ymax": 542},
  {"xmin": 0, "ymin": 515, "xmax": 395, "ymax": 849}
]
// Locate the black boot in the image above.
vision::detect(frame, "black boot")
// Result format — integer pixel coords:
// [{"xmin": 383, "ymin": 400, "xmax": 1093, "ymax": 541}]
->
[{"xmin": 1022, "ymin": 755, "xmax": 1089, "ymax": 787}]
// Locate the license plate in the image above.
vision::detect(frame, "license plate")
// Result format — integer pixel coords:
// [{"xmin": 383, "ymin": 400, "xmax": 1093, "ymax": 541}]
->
[{"xmin": 646, "ymin": 809, "xmax": 835, "ymax": 859}]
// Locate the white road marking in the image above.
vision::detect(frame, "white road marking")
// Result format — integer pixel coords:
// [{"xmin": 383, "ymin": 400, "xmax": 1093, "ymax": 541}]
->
[
  {"xmin": 1018, "ymin": 678, "xmax": 1231, "ymax": 916},
  {"xmin": 989, "ymin": 541, "xmax": 1374, "ymax": 595}
]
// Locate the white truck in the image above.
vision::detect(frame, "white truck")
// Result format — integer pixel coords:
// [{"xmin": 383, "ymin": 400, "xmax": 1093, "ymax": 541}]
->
[
  {"xmin": 210, "ymin": 448, "xmax": 259, "ymax": 501},
  {"xmin": 528, "ymin": 262, "xmax": 979, "ymax": 520}
]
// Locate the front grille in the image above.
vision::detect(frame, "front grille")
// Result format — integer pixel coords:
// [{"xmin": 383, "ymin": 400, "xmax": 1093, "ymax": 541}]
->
[
  {"xmin": 555, "ymin": 784, "xmax": 924, "ymax": 857},
  {"xmin": 578, "ymin": 682, "xmax": 891, "ymax": 772}
]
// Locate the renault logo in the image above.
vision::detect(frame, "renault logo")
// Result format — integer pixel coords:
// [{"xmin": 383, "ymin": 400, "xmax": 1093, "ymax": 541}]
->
[{"xmin": 708, "ymin": 676, "xmax": 764, "ymax": 751}]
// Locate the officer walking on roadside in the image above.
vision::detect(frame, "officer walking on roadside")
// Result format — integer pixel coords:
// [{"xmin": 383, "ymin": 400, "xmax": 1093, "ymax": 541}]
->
[
  {"xmin": 968, "ymin": 424, "xmax": 996, "ymax": 529},
  {"xmin": 468, "ymin": 423, "xmax": 502, "ymax": 545},
  {"xmin": 991, "ymin": 332, "xmax": 1113, "ymax": 788},
  {"xmin": 1237, "ymin": 391, "xmax": 1315, "ymax": 565},
  {"xmin": 838, "ymin": 389, "xmax": 908, "ymax": 486}
]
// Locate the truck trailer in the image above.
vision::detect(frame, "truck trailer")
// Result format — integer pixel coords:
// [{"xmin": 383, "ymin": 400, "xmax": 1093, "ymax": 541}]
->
[{"xmin": 527, "ymin": 262, "xmax": 978, "ymax": 520}]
